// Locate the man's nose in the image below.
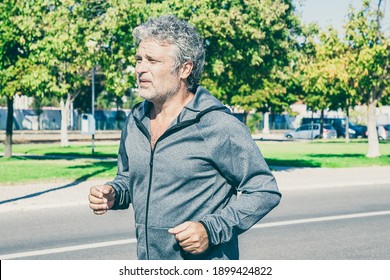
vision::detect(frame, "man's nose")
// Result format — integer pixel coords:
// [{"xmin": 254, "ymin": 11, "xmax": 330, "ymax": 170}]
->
[{"xmin": 136, "ymin": 60, "xmax": 148, "ymax": 74}]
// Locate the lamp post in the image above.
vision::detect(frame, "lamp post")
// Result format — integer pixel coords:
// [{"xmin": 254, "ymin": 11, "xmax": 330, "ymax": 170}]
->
[{"xmin": 91, "ymin": 66, "xmax": 95, "ymax": 154}]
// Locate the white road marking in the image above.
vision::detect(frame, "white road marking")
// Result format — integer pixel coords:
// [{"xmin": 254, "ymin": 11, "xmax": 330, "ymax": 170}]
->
[
  {"xmin": 2, "ymin": 210, "xmax": 390, "ymax": 260},
  {"xmin": 0, "ymin": 238, "xmax": 137, "ymax": 260},
  {"xmin": 253, "ymin": 210, "xmax": 390, "ymax": 229}
]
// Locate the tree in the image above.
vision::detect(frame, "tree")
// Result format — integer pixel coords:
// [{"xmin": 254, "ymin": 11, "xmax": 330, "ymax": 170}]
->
[
  {"xmin": 299, "ymin": 26, "xmax": 358, "ymax": 140},
  {"xmin": 89, "ymin": 0, "xmax": 145, "ymax": 111},
  {"xmin": 145, "ymin": 0, "xmax": 299, "ymax": 123},
  {"xmin": 0, "ymin": 0, "xmax": 25, "ymax": 158},
  {"xmin": 30, "ymin": 0, "xmax": 99, "ymax": 146},
  {"xmin": 345, "ymin": 0, "xmax": 390, "ymax": 157},
  {"xmin": 0, "ymin": 0, "xmax": 51, "ymax": 157}
]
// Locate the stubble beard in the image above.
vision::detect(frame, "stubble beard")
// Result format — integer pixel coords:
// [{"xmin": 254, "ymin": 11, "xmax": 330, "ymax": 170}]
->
[{"xmin": 137, "ymin": 82, "xmax": 181, "ymax": 105}]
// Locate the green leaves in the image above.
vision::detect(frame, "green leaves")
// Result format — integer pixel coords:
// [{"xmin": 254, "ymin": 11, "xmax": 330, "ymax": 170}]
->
[{"xmin": 1, "ymin": 0, "xmax": 388, "ymax": 125}]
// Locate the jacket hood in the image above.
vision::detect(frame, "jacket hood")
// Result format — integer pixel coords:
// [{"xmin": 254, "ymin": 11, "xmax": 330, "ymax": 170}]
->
[{"xmin": 131, "ymin": 86, "xmax": 230, "ymax": 123}]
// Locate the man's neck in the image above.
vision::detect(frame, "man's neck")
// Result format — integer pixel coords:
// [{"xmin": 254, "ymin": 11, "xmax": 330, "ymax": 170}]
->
[
  {"xmin": 149, "ymin": 87, "xmax": 195, "ymax": 149},
  {"xmin": 151, "ymin": 89, "xmax": 194, "ymax": 120}
]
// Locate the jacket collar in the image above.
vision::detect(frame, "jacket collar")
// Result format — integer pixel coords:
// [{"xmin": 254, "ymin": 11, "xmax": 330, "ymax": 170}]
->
[{"xmin": 131, "ymin": 86, "xmax": 230, "ymax": 127}]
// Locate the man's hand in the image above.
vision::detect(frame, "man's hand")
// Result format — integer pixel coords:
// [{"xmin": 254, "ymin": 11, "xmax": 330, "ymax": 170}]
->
[
  {"xmin": 168, "ymin": 221, "xmax": 209, "ymax": 255},
  {"xmin": 88, "ymin": 185, "xmax": 115, "ymax": 215}
]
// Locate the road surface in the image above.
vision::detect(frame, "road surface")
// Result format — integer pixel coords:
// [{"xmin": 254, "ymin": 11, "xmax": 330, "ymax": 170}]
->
[{"xmin": 1, "ymin": 182, "xmax": 389, "ymax": 260}]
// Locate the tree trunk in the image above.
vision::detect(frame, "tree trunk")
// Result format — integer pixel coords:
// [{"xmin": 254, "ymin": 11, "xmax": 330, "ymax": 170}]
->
[
  {"xmin": 345, "ymin": 104, "xmax": 350, "ymax": 143},
  {"xmin": 366, "ymin": 100, "xmax": 380, "ymax": 157},
  {"xmin": 116, "ymin": 96, "xmax": 120, "ymax": 129},
  {"xmin": 319, "ymin": 109, "xmax": 324, "ymax": 138},
  {"xmin": 129, "ymin": 88, "xmax": 134, "ymax": 110},
  {"xmin": 60, "ymin": 94, "xmax": 71, "ymax": 147},
  {"xmin": 262, "ymin": 112, "xmax": 270, "ymax": 134},
  {"xmin": 242, "ymin": 111, "xmax": 248, "ymax": 126},
  {"xmin": 4, "ymin": 96, "xmax": 14, "ymax": 158}
]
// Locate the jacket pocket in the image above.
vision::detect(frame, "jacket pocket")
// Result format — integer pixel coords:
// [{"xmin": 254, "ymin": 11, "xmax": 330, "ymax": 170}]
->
[
  {"xmin": 146, "ymin": 226, "xmax": 184, "ymax": 260},
  {"xmin": 135, "ymin": 223, "xmax": 147, "ymax": 259}
]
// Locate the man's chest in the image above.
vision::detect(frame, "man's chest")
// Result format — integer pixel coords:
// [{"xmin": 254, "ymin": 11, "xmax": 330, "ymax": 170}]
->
[{"xmin": 150, "ymin": 117, "xmax": 175, "ymax": 149}]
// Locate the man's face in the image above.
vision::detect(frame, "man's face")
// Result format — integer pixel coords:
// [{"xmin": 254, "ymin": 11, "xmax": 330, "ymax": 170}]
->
[{"xmin": 135, "ymin": 40, "xmax": 181, "ymax": 103}]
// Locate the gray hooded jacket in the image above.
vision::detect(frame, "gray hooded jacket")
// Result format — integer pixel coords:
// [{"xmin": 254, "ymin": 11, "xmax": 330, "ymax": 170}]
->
[{"xmin": 107, "ymin": 87, "xmax": 281, "ymax": 260}]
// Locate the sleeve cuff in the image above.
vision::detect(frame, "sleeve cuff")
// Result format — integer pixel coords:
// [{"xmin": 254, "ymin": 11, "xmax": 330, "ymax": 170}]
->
[{"xmin": 198, "ymin": 220, "xmax": 215, "ymax": 246}]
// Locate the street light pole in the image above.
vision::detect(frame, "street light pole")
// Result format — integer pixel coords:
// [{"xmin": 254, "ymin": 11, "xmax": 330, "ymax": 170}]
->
[{"xmin": 91, "ymin": 66, "xmax": 95, "ymax": 154}]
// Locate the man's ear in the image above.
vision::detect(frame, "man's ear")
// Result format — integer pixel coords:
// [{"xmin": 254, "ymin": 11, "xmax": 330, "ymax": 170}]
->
[{"xmin": 180, "ymin": 61, "xmax": 194, "ymax": 79}]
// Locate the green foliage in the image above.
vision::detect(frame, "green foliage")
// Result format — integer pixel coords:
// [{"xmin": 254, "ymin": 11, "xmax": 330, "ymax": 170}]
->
[
  {"xmin": 247, "ymin": 113, "xmax": 263, "ymax": 133},
  {"xmin": 344, "ymin": 0, "xmax": 390, "ymax": 157},
  {"xmin": 345, "ymin": 0, "xmax": 389, "ymax": 104},
  {"xmin": 299, "ymin": 26, "xmax": 353, "ymax": 112},
  {"xmin": 0, "ymin": 0, "xmax": 50, "ymax": 99},
  {"xmin": 1, "ymin": 0, "xmax": 389, "ymax": 142},
  {"xmin": 89, "ymin": 0, "xmax": 146, "ymax": 98},
  {"xmin": 0, "ymin": 96, "xmax": 7, "ymax": 107},
  {"xmin": 145, "ymin": 0, "xmax": 300, "ymax": 113},
  {"xmin": 28, "ymin": 0, "xmax": 95, "ymax": 98}
]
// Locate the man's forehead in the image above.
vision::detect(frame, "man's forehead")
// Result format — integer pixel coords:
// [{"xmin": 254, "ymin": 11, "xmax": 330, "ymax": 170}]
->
[{"xmin": 137, "ymin": 39, "xmax": 175, "ymax": 54}]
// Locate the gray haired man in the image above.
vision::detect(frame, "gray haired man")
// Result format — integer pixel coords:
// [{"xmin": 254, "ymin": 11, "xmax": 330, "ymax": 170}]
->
[{"xmin": 89, "ymin": 15, "xmax": 281, "ymax": 260}]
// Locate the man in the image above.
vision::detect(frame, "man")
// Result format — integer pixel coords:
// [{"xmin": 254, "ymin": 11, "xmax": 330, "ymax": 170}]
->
[{"xmin": 89, "ymin": 15, "xmax": 281, "ymax": 260}]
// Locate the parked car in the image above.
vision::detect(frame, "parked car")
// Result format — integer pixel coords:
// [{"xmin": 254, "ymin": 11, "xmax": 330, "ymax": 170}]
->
[
  {"xmin": 301, "ymin": 117, "xmax": 366, "ymax": 138},
  {"xmin": 284, "ymin": 124, "xmax": 337, "ymax": 139},
  {"xmin": 355, "ymin": 124, "xmax": 368, "ymax": 138},
  {"xmin": 378, "ymin": 125, "xmax": 390, "ymax": 140},
  {"xmin": 338, "ymin": 123, "xmax": 365, "ymax": 138}
]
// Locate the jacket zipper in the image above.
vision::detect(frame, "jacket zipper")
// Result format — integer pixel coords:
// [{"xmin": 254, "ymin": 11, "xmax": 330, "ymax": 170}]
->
[
  {"xmin": 145, "ymin": 148, "xmax": 155, "ymax": 259},
  {"xmin": 133, "ymin": 117, "xmax": 153, "ymax": 259},
  {"xmin": 134, "ymin": 118, "xmax": 198, "ymax": 259},
  {"xmin": 133, "ymin": 106, "xmax": 227, "ymax": 259}
]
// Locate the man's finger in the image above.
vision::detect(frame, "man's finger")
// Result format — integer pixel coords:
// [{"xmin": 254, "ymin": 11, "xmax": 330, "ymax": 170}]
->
[
  {"xmin": 101, "ymin": 187, "xmax": 112, "ymax": 195},
  {"xmin": 89, "ymin": 201, "xmax": 108, "ymax": 209},
  {"xmin": 168, "ymin": 221, "xmax": 190, "ymax": 234},
  {"xmin": 93, "ymin": 209, "xmax": 108, "ymax": 215},
  {"xmin": 90, "ymin": 187, "xmax": 104, "ymax": 198},
  {"xmin": 174, "ymin": 230, "xmax": 192, "ymax": 243},
  {"xmin": 88, "ymin": 194, "xmax": 106, "ymax": 205}
]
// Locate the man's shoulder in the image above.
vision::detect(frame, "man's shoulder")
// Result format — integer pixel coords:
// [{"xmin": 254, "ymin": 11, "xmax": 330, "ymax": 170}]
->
[{"xmin": 197, "ymin": 109, "xmax": 251, "ymax": 137}]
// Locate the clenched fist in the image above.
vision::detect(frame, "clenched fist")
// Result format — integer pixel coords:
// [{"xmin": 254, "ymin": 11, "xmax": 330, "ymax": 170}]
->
[
  {"xmin": 88, "ymin": 185, "xmax": 115, "ymax": 215},
  {"xmin": 168, "ymin": 221, "xmax": 209, "ymax": 254}
]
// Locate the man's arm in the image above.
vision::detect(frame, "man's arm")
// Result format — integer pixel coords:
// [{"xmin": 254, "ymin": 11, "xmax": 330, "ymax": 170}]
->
[
  {"xmin": 198, "ymin": 113, "xmax": 281, "ymax": 247},
  {"xmin": 102, "ymin": 116, "xmax": 131, "ymax": 210}
]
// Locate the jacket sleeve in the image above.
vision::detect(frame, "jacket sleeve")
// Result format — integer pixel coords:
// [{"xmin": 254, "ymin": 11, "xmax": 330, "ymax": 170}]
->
[
  {"xmin": 198, "ymin": 113, "xmax": 281, "ymax": 246},
  {"xmin": 105, "ymin": 116, "xmax": 131, "ymax": 210}
]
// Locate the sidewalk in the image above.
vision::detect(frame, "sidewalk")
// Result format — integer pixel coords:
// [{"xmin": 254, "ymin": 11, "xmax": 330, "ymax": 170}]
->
[
  {"xmin": 0, "ymin": 130, "xmax": 122, "ymax": 144},
  {"xmin": 1, "ymin": 166, "xmax": 389, "ymax": 213}
]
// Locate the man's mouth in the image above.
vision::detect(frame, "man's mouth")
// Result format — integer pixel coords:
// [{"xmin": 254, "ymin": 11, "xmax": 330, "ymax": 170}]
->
[{"xmin": 138, "ymin": 79, "xmax": 151, "ymax": 86}]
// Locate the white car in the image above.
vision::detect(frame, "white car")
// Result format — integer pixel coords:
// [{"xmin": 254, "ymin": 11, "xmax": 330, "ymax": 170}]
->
[
  {"xmin": 378, "ymin": 125, "xmax": 390, "ymax": 140},
  {"xmin": 284, "ymin": 124, "xmax": 337, "ymax": 139}
]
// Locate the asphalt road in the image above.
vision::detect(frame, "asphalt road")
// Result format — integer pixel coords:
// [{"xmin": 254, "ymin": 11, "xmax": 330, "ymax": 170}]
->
[{"xmin": 1, "ymin": 183, "xmax": 389, "ymax": 260}]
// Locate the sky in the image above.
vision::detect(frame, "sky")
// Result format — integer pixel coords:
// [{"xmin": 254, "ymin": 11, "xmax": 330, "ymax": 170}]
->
[{"xmin": 293, "ymin": 0, "xmax": 390, "ymax": 35}]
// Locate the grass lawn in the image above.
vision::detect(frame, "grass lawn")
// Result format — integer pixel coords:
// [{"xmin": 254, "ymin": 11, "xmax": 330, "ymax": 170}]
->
[
  {"xmin": 0, "ymin": 157, "xmax": 117, "ymax": 185},
  {"xmin": 0, "ymin": 139, "xmax": 390, "ymax": 184},
  {"xmin": 1, "ymin": 143, "xmax": 119, "ymax": 158},
  {"xmin": 0, "ymin": 143, "xmax": 120, "ymax": 184},
  {"xmin": 258, "ymin": 139, "xmax": 390, "ymax": 168}
]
